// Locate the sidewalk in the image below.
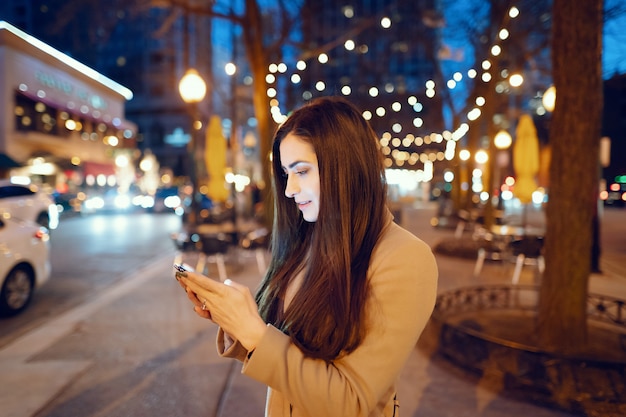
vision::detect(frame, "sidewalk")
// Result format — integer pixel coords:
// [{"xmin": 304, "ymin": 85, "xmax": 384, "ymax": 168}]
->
[{"xmin": 1, "ymin": 203, "xmax": 623, "ymax": 417}]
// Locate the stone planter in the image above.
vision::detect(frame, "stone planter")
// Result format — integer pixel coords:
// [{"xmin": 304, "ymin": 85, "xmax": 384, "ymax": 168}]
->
[{"xmin": 425, "ymin": 285, "xmax": 626, "ymax": 416}]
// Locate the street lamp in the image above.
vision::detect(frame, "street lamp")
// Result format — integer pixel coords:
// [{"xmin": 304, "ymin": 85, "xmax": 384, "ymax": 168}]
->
[
  {"xmin": 179, "ymin": 68, "xmax": 207, "ymax": 228},
  {"xmin": 179, "ymin": 69, "xmax": 207, "ymax": 103}
]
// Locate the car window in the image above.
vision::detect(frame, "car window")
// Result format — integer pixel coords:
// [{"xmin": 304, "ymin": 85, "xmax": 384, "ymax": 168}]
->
[{"xmin": 0, "ymin": 185, "xmax": 35, "ymax": 199}]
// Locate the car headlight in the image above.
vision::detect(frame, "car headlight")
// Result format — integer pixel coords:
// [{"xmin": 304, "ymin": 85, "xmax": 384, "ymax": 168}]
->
[
  {"xmin": 85, "ymin": 197, "xmax": 105, "ymax": 210},
  {"xmin": 47, "ymin": 204, "xmax": 60, "ymax": 229},
  {"xmin": 164, "ymin": 195, "xmax": 181, "ymax": 208},
  {"xmin": 114, "ymin": 194, "xmax": 131, "ymax": 209}
]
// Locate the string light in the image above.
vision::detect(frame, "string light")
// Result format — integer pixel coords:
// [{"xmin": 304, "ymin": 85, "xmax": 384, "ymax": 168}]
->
[{"xmin": 261, "ymin": 5, "xmax": 524, "ymax": 170}]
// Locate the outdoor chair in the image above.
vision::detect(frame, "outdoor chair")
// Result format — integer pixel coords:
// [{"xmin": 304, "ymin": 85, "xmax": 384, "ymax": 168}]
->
[
  {"xmin": 197, "ymin": 233, "xmax": 232, "ymax": 281},
  {"xmin": 170, "ymin": 231, "xmax": 232, "ymax": 281},
  {"xmin": 508, "ymin": 236, "xmax": 545, "ymax": 284},
  {"xmin": 239, "ymin": 227, "xmax": 270, "ymax": 274},
  {"xmin": 472, "ymin": 227, "xmax": 509, "ymax": 277}
]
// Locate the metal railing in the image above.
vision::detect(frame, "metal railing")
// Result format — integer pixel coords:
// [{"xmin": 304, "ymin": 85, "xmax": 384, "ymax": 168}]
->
[
  {"xmin": 433, "ymin": 284, "xmax": 626, "ymax": 330},
  {"xmin": 428, "ymin": 284, "xmax": 626, "ymax": 415}
]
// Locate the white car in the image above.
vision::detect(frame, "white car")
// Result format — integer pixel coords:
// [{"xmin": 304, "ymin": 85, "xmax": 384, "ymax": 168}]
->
[
  {"xmin": 0, "ymin": 179, "xmax": 59, "ymax": 230},
  {"xmin": 0, "ymin": 212, "xmax": 51, "ymax": 316}
]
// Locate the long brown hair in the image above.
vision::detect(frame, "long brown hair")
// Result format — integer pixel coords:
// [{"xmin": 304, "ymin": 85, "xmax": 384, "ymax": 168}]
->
[{"xmin": 256, "ymin": 97, "xmax": 388, "ymax": 361}]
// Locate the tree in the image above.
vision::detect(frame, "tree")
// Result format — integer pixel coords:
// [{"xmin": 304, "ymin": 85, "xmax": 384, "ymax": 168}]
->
[
  {"xmin": 436, "ymin": 0, "xmax": 552, "ymax": 220},
  {"xmin": 436, "ymin": 0, "xmax": 615, "ymax": 353},
  {"xmin": 149, "ymin": 0, "xmax": 303, "ymax": 226},
  {"xmin": 537, "ymin": 0, "xmax": 603, "ymax": 352}
]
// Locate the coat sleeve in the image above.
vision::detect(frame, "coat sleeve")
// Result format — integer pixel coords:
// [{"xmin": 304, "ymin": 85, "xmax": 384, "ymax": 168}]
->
[
  {"xmin": 240, "ymin": 227, "xmax": 438, "ymax": 417},
  {"xmin": 216, "ymin": 328, "xmax": 248, "ymax": 362}
]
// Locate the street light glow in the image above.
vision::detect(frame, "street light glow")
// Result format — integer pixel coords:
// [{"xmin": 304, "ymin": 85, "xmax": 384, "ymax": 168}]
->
[
  {"xmin": 509, "ymin": 73, "xmax": 524, "ymax": 87},
  {"xmin": 475, "ymin": 150, "xmax": 489, "ymax": 164},
  {"xmin": 543, "ymin": 85, "xmax": 556, "ymax": 112},
  {"xmin": 494, "ymin": 130, "xmax": 512, "ymax": 149},
  {"xmin": 225, "ymin": 62, "xmax": 236, "ymax": 76},
  {"xmin": 178, "ymin": 69, "xmax": 206, "ymax": 103}
]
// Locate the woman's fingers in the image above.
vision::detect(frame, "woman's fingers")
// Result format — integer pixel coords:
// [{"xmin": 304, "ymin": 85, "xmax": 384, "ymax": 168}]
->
[
  {"xmin": 175, "ymin": 268, "xmax": 265, "ymax": 347},
  {"xmin": 180, "ymin": 269, "xmax": 225, "ymax": 295},
  {"xmin": 185, "ymin": 287, "xmax": 200, "ymax": 304},
  {"xmin": 184, "ymin": 287, "xmax": 215, "ymax": 320},
  {"xmin": 176, "ymin": 269, "xmax": 229, "ymax": 319}
]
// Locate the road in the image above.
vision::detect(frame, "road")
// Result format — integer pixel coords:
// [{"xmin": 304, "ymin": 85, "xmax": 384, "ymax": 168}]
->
[{"xmin": 0, "ymin": 212, "xmax": 183, "ymax": 348}]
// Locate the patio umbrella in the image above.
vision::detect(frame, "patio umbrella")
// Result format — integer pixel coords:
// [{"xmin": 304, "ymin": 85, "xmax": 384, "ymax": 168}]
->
[
  {"xmin": 513, "ymin": 114, "xmax": 540, "ymax": 231},
  {"xmin": 205, "ymin": 115, "xmax": 229, "ymax": 203},
  {"xmin": 513, "ymin": 114, "xmax": 540, "ymax": 204}
]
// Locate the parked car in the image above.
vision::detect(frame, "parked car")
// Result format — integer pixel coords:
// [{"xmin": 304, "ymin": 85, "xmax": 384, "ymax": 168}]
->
[
  {"xmin": 150, "ymin": 186, "xmax": 183, "ymax": 213},
  {"xmin": 83, "ymin": 188, "xmax": 138, "ymax": 214},
  {"xmin": 52, "ymin": 191, "xmax": 87, "ymax": 215},
  {"xmin": 0, "ymin": 212, "xmax": 51, "ymax": 316},
  {"xmin": 0, "ymin": 179, "xmax": 59, "ymax": 230}
]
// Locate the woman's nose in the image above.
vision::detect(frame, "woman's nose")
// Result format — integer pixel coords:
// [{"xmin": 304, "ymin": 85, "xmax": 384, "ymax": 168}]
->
[{"xmin": 284, "ymin": 174, "xmax": 299, "ymax": 198}]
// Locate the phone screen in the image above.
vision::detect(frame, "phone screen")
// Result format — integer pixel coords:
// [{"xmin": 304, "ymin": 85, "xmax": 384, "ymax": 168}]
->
[{"xmin": 174, "ymin": 263, "xmax": 195, "ymax": 273}]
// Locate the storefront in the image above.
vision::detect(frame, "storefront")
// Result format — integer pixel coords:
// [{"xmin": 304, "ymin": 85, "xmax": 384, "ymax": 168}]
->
[{"xmin": 0, "ymin": 20, "xmax": 137, "ymax": 193}]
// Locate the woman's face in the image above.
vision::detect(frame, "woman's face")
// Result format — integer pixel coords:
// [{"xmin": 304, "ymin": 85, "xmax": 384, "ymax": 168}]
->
[{"xmin": 279, "ymin": 133, "xmax": 320, "ymax": 222}]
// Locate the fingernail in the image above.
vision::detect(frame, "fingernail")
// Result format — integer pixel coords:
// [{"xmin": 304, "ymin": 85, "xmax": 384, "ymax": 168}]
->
[
  {"xmin": 224, "ymin": 279, "xmax": 233, "ymax": 286},
  {"xmin": 175, "ymin": 271, "xmax": 188, "ymax": 279}
]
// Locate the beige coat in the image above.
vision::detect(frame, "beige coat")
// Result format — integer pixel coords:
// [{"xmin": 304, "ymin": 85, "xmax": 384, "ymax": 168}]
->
[{"xmin": 218, "ymin": 212, "xmax": 438, "ymax": 416}]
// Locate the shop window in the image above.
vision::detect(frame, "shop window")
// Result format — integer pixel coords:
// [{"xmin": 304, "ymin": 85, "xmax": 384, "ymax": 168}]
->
[
  {"xmin": 149, "ymin": 84, "xmax": 165, "ymax": 97},
  {"xmin": 13, "ymin": 91, "xmax": 134, "ymax": 143},
  {"xmin": 15, "ymin": 92, "xmax": 67, "ymax": 137},
  {"xmin": 149, "ymin": 122, "xmax": 165, "ymax": 147}
]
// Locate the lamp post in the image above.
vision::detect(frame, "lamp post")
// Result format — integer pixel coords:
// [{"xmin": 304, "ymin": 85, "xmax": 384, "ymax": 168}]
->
[
  {"xmin": 225, "ymin": 62, "xmax": 238, "ymax": 224},
  {"xmin": 179, "ymin": 68, "xmax": 207, "ymax": 228}
]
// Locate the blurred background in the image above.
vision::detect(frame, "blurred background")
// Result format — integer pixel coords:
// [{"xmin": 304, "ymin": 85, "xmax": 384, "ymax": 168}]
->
[
  {"xmin": 1, "ymin": 3, "xmax": 626, "ymax": 415},
  {"xmin": 0, "ymin": 0, "xmax": 625, "ymax": 226}
]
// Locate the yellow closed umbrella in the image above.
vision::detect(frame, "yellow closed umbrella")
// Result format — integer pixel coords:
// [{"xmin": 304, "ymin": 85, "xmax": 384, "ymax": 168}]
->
[
  {"xmin": 513, "ymin": 114, "xmax": 540, "ymax": 204},
  {"xmin": 205, "ymin": 115, "xmax": 229, "ymax": 202}
]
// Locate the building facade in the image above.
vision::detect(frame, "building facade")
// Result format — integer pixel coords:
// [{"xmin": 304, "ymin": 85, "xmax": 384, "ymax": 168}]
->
[{"xmin": 0, "ymin": 21, "xmax": 137, "ymax": 192}]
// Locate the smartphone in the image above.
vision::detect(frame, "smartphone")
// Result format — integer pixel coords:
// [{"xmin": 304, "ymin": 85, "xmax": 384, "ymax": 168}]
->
[{"xmin": 174, "ymin": 263, "xmax": 195, "ymax": 273}]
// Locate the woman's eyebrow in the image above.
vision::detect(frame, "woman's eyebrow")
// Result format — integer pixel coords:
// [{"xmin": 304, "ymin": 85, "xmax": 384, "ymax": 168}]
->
[{"xmin": 285, "ymin": 160, "xmax": 310, "ymax": 169}]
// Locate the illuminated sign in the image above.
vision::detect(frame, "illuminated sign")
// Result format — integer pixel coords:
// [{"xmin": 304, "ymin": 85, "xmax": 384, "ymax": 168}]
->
[{"xmin": 35, "ymin": 71, "xmax": 108, "ymax": 110}]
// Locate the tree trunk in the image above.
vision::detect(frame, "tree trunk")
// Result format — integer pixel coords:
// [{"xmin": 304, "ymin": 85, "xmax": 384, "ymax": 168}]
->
[
  {"xmin": 537, "ymin": 0, "xmax": 603, "ymax": 352},
  {"xmin": 243, "ymin": 0, "xmax": 276, "ymax": 227}
]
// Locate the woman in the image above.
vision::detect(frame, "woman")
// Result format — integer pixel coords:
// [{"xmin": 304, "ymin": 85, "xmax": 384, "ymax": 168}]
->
[{"xmin": 176, "ymin": 96, "xmax": 438, "ymax": 416}]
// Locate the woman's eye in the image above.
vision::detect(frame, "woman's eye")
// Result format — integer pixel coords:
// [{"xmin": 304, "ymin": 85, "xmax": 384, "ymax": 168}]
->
[{"xmin": 295, "ymin": 170, "xmax": 307, "ymax": 176}]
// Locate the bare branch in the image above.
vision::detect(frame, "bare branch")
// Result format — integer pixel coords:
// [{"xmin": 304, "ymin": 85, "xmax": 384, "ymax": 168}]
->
[{"xmin": 148, "ymin": 0, "xmax": 245, "ymax": 24}]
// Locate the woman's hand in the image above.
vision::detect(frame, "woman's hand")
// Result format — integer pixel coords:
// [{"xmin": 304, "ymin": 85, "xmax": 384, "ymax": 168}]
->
[{"xmin": 175, "ymin": 268, "xmax": 267, "ymax": 352}]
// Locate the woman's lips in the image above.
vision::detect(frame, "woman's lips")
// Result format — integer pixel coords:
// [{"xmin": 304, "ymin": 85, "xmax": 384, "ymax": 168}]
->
[{"xmin": 297, "ymin": 201, "xmax": 311, "ymax": 210}]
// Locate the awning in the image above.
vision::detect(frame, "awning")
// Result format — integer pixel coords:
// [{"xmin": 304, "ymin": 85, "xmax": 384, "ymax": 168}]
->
[
  {"xmin": 83, "ymin": 161, "xmax": 115, "ymax": 177},
  {"xmin": 0, "ymin": 153, "xmax": 22, "ymax": 168}
]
